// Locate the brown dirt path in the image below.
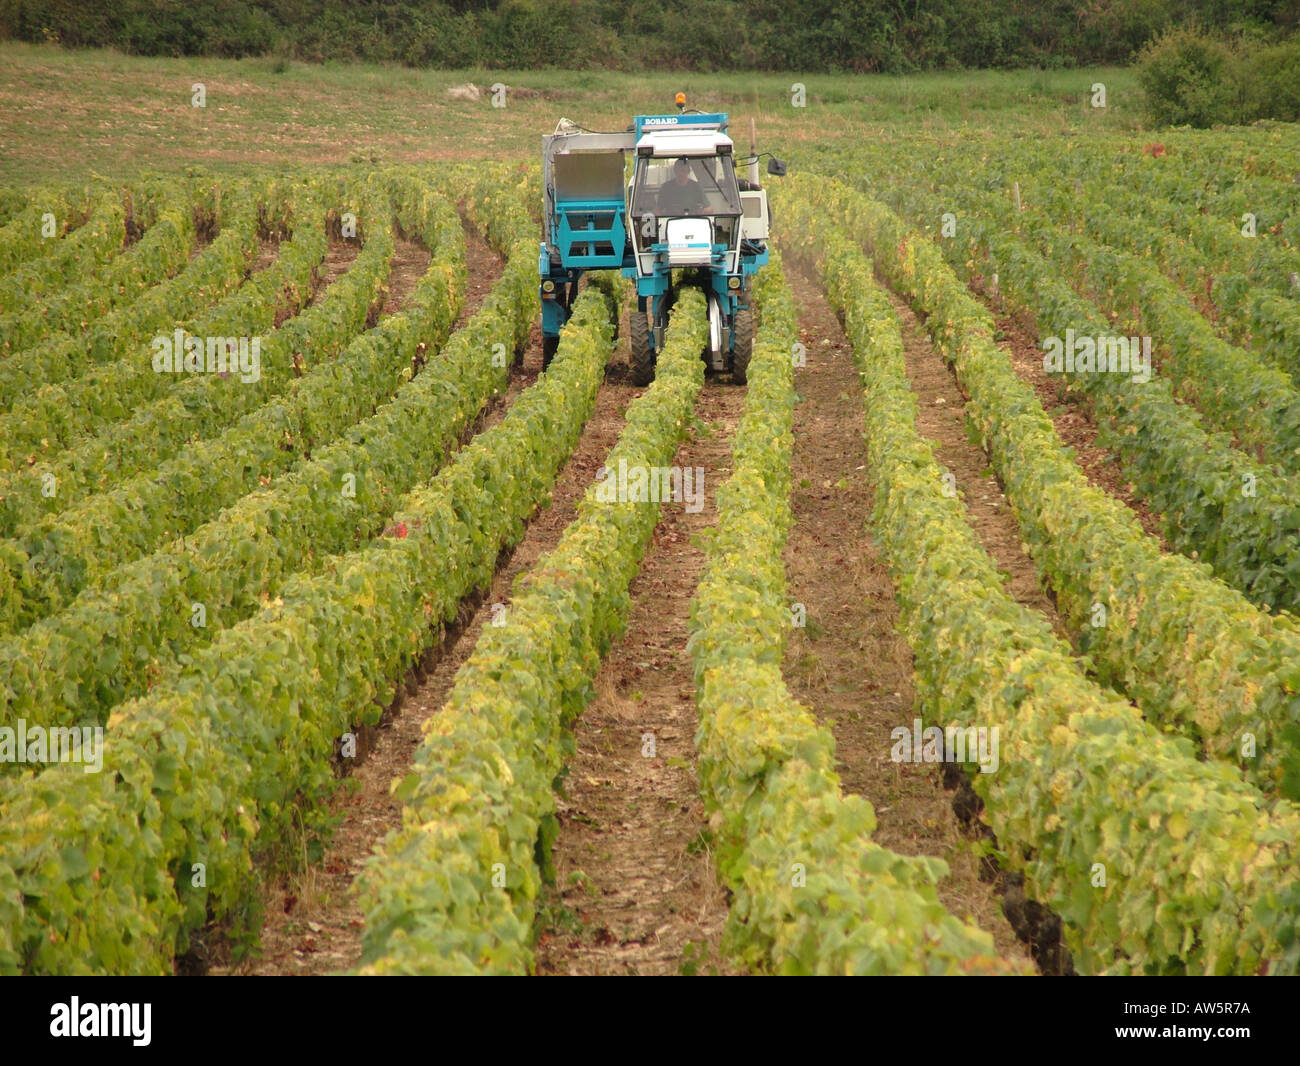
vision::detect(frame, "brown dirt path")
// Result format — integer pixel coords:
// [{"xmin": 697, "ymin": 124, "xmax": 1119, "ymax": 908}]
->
[
  {"xmin": 535, "ymin": 381, "xmax": 739, "ymax": 977},
  {"xmin": 307, "ymin": 237, "xmax": 359, "ymax": 305},
  {"xmin": 250, "ymin": 238, "xmax": 278, "ymax": 273},
  {"xmin": 380, "ymin": 235, "xmax": 430, "ymax": 315},
  {"xmin": 778, "ymin": 256, "xmax": 1032, "ymax": 968},
  {"xmin": 891, "ymin": 290, "xmax": 1068, "ymax": 635}
]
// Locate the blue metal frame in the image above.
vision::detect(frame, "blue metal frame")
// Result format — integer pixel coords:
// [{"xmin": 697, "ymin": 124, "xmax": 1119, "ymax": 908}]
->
[
  {"xmin": 553, "ymin": 198, "xmax": 625, "ymax": 269},
  {"xmin": 633, "ymin": 112, "xmax": 729, "ymax": 138},
  {"xmin": 539, "ymin": 240, "xmax": 583, "ymax": 342}
]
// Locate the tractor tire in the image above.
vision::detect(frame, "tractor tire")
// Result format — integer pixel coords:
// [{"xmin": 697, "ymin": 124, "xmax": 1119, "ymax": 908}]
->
[
  {"xmin": 629, "ymin": 309, "xmax": 655, "ymax": 386},
  {"xmin": 731, "ymin": 306, "xmax": 754, "ymax": 385},
  {"xmin": 542, "ymin": 333, "xmax": 560, "ymax": 370}
]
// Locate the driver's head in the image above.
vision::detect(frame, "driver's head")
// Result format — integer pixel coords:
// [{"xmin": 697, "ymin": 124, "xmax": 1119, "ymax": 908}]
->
[{"xmin": 673, "ymin": 157, "xmax": 691, "ymax": 183}]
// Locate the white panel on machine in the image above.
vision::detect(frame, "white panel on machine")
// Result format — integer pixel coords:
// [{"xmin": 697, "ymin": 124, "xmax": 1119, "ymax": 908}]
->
[
  {"xmin": 665, "ymin": 217, "xmax": 713, "ymax": 266},
  {"xmin": 739, "ymin": 190, "xmax": 769, "ymax": 241}
]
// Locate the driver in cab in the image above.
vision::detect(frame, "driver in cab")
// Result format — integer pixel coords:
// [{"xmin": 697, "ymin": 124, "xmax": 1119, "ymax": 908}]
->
[{"xmin": 658, "ymin": 157, "xmax": 709, "ymax": 216}]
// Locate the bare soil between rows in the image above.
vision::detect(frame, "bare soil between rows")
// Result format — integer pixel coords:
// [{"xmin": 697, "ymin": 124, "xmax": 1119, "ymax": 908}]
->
[
  {"xmin": 534, "ymin": 376, "xmax": 740, "ymax": 977},
  {"xmin": 780, "ymin": 255, "xmax": 1033, "ymax": 969}
]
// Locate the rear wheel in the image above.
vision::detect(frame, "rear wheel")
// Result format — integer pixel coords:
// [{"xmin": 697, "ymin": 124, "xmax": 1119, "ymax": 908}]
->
[
  {"xmin": 731, "ymin": 306, "xmax": 754, "ymax": 384},
  {"xmin": 629, "ymin": 309, "xmax": 654, "ymax": 386}
]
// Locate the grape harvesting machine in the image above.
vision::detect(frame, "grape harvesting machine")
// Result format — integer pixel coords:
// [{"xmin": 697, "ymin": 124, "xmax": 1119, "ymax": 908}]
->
[{"xmin": 539, "ymin": 93, "xmax": 785, "ymax": 384}]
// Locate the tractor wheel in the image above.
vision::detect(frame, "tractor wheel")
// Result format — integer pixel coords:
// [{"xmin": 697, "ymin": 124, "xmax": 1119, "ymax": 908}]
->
[
  {"xmin": 731, "ymin": 306, "xmax": 754, "ymax": 385},
  {"xmin": 629, "ymin": 308, "xmax": 655, "ymax": 386},
  {"xmin": 542, "ymin": 333, "xmax": 560, "ymax": 370}
]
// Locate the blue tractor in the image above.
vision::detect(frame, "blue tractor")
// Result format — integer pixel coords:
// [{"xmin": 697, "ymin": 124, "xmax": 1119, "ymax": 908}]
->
[{"xmin": 539, "ymin": 95, "xmax": 784, "ymax": 384}]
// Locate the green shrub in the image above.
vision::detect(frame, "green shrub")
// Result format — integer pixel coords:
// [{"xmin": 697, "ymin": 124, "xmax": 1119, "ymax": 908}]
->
[
  {"xmin": 1136, "ymin": 24, "xmax": 1239, "ymax": 126},
  {"xmin": 1238, "ymin": 36, "xmax": 1300, "ymax": 122},
  {"xmin": 403, "ymin": 7, "xmax": 479, "ymax": 67}
]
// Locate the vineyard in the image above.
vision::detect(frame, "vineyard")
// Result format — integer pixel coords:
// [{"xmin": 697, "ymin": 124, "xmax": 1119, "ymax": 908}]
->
[{"xmin": 1, "ymin": 56, "xmax": 1299, "ymax": 979}]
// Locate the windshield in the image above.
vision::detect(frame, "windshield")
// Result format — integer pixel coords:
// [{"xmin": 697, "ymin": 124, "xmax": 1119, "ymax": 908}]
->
[{"xmin": 630, "ymin": 155, "xmax": 742, "ymax": 219}]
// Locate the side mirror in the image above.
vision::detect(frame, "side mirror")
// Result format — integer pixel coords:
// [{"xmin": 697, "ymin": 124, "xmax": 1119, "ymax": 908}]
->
[{"xmin": 766, "ymin": 157, "xmax": 787, "ymax": 177}]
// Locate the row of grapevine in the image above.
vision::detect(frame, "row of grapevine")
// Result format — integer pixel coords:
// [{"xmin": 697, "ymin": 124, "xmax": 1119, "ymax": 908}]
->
[
  {"xmin": 810, "ymin": 134, "xmax": 1300, "ymax": 382},
  {"xmin": 0, "ymin": 179, "xmax": 203, "ymax": 358},
  {"xmin": 0, "ymin": 186, "xmax": 127, "ymax": 303},
  {"xmin": 812, "ymin": 140, "xmax": 1300, "ymax": 470},
  {"xmin": 355, "ymin": 287, "xmax": 704, "ymax": 975},
  {"xmin": 688, "ymin": 249, "xmax": 1015, "ymax": 974},
  {"xmin": 0, "ymin": 173, "xmax": 542, "ymax": 736},
  {"xmin": 997, "ymin": 134, "xmax": 1298, "ymax": 300},
  {"xmin": 780, "ymin": 177, "xmax": 1300, "ymax": 801},
  {"xmin": 0, "ymin": 180, "xmax": 319, "ymax": 471},
  {"xmin": 0, "ymin": 265, "xmax": 618, "ymax": 975},
  {"xmin": 1013, "ymin": 175, "xmax": 1300, "ymax": 380},
  {"xmin": 1031, "ymin": 130, "xmax": 1300, "ymax": 244},
  {"xmin": 0, "ymin": 176, "xmax": 400, "ymax": 634},
  {"xmin": 0, "ymin": 186, "xmax": 357, "ymax": 538},
  {"xmin": 0, "ymin": 187, "xmax": 28, "ymax": 228},
  {"xmin": 1251, "ymin": 296, "xmax": 1300, "ymax": 385},
  {"xmin": 0, "ymin": 187, "xmax": 99, "ymax": 276},
  {"xmin": 1064, "ymin": 181, "xmax": 1299, "ymax": 363},
  {"xmin": 835, "ymin": 164, "xmax": 1300, "ymax": 615},
  {"xmin": 0, "ymin": 181, "xmax": 262, "ymax": 414},
  {"xmin": 800, "ymin": 198, "xmax": 1300, "ymax": 975},
  {"xmin": 0, "ymin": 169, "xmax": 574, "ymax": 972},
  {"xmin": 1008, "ymin": 186, "xmax": 1300, "ymax": 467}
]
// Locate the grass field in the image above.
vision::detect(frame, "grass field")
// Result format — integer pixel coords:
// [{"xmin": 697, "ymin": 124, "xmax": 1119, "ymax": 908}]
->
[{"xmin": 0, "ymin": 42, "xmax": 1140, "ymax": 185}]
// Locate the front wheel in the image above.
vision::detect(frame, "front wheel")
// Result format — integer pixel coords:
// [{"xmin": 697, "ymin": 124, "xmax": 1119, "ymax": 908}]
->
[
  {"xmin": 731, "ymin": 306, "xmax": 754, "ymax": 385},
  {"xmin": 629, "ymin": 309, "xmax": 654, "ymax": 386}
]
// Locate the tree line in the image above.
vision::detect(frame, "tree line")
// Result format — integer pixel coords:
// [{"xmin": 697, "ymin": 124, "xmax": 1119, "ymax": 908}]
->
[{"xmin": 2, "ymin": 0, "xmax": 1296, "ymax": 72}]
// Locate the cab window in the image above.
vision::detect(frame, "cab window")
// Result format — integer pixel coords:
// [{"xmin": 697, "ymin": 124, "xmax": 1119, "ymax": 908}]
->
[{"xmin": 630, "ymin": 156, "xmax": 742, "ymax": 218}]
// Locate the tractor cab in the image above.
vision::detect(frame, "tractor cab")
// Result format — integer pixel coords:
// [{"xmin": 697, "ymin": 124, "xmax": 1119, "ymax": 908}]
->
[{"xmin": 628, "ymin": 136, "xmax": 744, "ymax": 271}]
